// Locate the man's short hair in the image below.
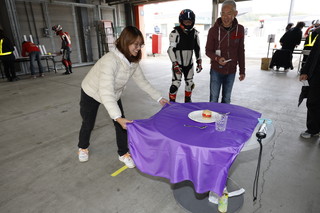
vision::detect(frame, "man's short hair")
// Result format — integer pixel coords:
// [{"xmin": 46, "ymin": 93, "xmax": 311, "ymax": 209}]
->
[
  {"xmin": 296, "ymin": 22, "xmax": 305, "ymax": 29},
  {"xmin": 222, "ymin": 0, "xmax": 237, "ymax": 11}
]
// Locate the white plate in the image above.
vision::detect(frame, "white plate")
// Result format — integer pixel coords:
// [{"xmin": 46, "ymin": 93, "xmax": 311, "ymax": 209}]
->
[{"xmin": 188, "ymin": 110, "xmax": 220, "ymax": 123}]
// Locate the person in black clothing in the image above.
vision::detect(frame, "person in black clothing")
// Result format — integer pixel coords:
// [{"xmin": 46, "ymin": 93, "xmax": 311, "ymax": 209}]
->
[
  {"xmin": 0, "ymin": 30, "xmax": 18, "ymax": 82},
  {"xmin": 275, "ymin": 22, "xmax": 305, "ymax": 71},
  {"xmin": 299, "ymin": 27, "xmax": 320, "ymax": 139},
  {"xmin": 280, "ymin": 21, "xmax": 305, "ymax": 52}
]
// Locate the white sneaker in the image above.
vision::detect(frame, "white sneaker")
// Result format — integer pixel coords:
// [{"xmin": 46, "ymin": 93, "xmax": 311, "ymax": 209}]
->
[
  {"xmin": 119, "ymin": 153, "xmax": 135, "ymax": 168},
  {"xmin": 78, "ymin": 148, "xmax": 89, "ymax": 162},
  {"xmin": 300, "ymin": 131, "xmax": 320, "ymax": 139}
]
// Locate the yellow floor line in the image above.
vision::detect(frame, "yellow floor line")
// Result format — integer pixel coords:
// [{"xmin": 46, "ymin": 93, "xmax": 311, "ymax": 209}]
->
[{"xmin": 111, "ymin": 165, "xmax": 128, "ymax": 177}]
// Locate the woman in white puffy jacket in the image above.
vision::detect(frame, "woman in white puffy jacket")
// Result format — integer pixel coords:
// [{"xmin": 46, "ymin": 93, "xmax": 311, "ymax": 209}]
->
[{"xmin": 78, "ymin": 26, "xmax": 169, "ymax": 168}]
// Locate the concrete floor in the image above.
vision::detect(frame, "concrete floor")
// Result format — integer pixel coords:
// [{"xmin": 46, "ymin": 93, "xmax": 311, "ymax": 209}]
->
[{"xmin": 0, "ymin": 55, "xmax": 319, "ymax": 213}]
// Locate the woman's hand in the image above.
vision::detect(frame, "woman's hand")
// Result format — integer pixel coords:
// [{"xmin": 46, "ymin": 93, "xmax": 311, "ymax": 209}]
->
[
  {"xmin": 116, "ymin": 117, "xmax": 133, "ymax": 130},
  {"xmin": 159, "ymin": 98, "xmax": 170, "ymax": 106}
]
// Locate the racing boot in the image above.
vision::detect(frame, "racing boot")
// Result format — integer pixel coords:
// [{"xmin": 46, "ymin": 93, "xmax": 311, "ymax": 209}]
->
[
  {"xmin": 169, "ymin": 93, "xmax": 176, "ymax": 102},
  {"xmin": 62, "ymin": 59, "xmax": 71, "ymax": 75},
  {"xmin": 63, "ymin": 67, "xmax": 71, "ymax": 75},
  {"xmin": 185, "ymin": 91, "xmax": 192, "ymax": 103}
]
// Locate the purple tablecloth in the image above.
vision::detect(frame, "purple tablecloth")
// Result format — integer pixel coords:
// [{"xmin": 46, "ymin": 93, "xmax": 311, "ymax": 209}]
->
[{"xmin": 127, "ymin": 102, "xmax": 261, "ymax": 196}]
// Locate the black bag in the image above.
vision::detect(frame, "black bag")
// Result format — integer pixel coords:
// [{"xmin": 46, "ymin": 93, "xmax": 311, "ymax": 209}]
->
[{"xmin": 298, "ymin": 86, "xmax": 309, "ymax": 107}]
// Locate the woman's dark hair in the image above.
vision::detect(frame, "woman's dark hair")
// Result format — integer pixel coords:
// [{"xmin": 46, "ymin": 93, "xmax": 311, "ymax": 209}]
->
[
  {"xmin": 285, "ymin": 23, "xmax": 294, "ymax": 31},
  {"xmin": 115, "ymin": 26, "xmax": 144, "ymax": 63}
]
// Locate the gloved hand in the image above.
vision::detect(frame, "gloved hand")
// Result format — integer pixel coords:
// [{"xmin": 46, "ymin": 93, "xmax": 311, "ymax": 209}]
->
[
  {"xmin": 172, "ymin": 61, "xmax": 182, "ymax": 74},
  {"xmin": 196, "ymin": 59, "xmax": 202, "ymax": 73}
]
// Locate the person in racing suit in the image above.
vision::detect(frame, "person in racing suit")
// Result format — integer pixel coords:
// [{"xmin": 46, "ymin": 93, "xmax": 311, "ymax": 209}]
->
[
  {"xmin": 52, "ymin": 25, "xmax": 72, "ymax": 75},
  {"xmin": 167, "ymin": 9, "xmax": 202, "ymax": 103}
]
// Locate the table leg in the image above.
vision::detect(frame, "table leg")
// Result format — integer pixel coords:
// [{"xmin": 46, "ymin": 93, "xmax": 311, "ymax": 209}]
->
[
  {"xmin": 46, "ymin": 58, "xmax": 50, "ymax": 72},
  {"xmin": 172, "ymin": 180, "xmax": 244, "ymax": 213},
  {"xmin": 52, "ymin": 57, "xmax": 57, "ymax": 73}
]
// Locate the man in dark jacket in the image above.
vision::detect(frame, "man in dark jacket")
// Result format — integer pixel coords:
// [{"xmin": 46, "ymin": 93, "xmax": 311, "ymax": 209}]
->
[
  {"xmin": 0, "ymin": 29, "xmax": 18, "ymax": 82},
  {"xmin": 299, "ymin": 27, "xmax": 320, "ymax": 139},
  {"xmin": 205, "ymin": 0, "xmax": 245, "ymax": 103}
]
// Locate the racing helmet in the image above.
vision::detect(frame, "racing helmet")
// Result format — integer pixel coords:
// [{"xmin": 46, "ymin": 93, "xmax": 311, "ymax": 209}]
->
[
  {"xmin": 179, "ymin": 9, "xmax": 195, "ymax": 30},
  {"xmin": 52, "ymin": 25, "xmax": 62, "ymax": 32}
]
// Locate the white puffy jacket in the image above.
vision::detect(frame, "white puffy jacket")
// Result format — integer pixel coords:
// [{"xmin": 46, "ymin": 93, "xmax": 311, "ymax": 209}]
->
[{"xmin": 81, "ymin": 48, "xmax": 162, "ymax": 120}]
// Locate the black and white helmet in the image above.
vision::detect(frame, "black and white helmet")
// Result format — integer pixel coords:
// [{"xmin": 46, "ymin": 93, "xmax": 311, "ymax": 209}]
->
[{"xmin": 179, "ymin": 9, "xmax": 195, "ymax": 30}]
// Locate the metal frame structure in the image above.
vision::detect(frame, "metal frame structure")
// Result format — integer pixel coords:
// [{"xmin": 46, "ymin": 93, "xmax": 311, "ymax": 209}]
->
[{"xmin": 1, "ymin": 0, "xmax": 120, "ymax": 74}]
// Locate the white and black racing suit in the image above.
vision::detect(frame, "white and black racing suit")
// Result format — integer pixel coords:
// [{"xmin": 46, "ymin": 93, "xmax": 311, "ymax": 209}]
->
[{"xmin": 167, "ymin": 26, "xmax": 201, "ymax": 102}]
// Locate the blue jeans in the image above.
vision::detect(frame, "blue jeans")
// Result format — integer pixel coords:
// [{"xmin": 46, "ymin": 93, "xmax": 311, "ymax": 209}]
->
[
  {"xmin": 209, "ymin": 69, "xmax": 235, "ymax": 104},
  {"xmin": 29, "ymin": 51, "xmax": 43, "ymax": 75}
]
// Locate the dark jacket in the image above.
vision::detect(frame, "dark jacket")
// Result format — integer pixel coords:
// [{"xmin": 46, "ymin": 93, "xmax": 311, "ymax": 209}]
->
[
  {"xmin": 280, "ymin": 27, "xmax": 303, "ymax": 52},
  {"xmin": 205, "ymin": 17, "xmax": 245, "ymax": 75},
  {"xmin": 0, "ymin": 36, "xmax": 15, "ymax": 56},
  {"xmin": 303, "ymin": 29, "xmax": 319, "ymax": 50},
  {"xmin": 300, "ymin": 29, "xmax": 320, "ymax": 87}
]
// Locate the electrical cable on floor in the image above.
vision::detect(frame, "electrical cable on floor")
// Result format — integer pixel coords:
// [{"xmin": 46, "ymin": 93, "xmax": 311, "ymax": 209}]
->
[
  {"xmin": 253, "ymin": 120, "xmax": 267, "ymax": 201},
  {"xmin": 253, "ymin": 138, "xmax": 263, "ymax": 201}
]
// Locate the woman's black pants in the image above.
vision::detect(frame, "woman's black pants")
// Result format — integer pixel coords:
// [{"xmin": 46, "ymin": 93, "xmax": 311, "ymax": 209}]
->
[{"xmin": 78, "ymin": 89, "xmax": 128, "ymax": 156}]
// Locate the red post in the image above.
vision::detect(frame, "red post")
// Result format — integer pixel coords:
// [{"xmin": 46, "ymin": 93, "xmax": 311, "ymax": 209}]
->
[{"xmin": 152, "ymin": 34, "xmax": 162, "ymax": 54}]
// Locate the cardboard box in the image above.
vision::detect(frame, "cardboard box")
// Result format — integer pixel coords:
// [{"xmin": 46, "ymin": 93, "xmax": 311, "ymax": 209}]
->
[{"xmin": 261, "ymin": 58, "xmax": 271, "ymax": 71}]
